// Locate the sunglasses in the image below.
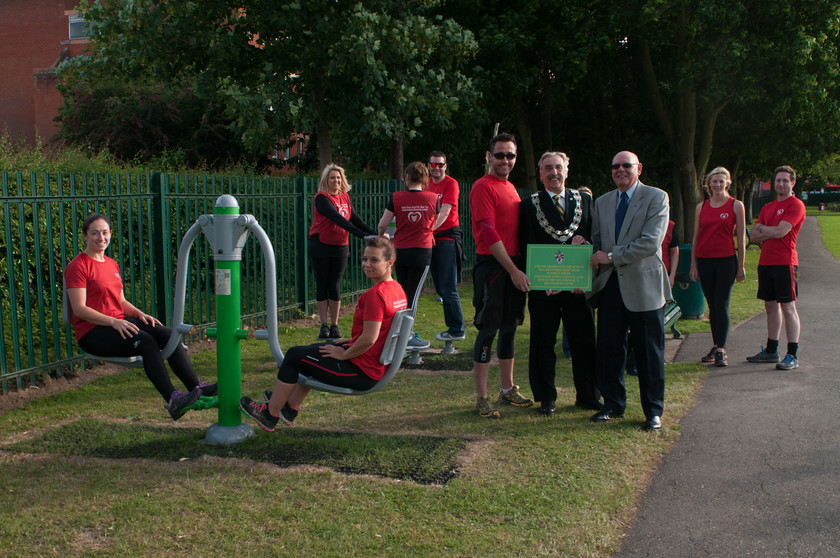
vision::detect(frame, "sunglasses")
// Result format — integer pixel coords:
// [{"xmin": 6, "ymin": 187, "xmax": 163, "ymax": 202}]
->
[
  {"xmin": 428, "ymin": 162, "xmax": 446, "ymax": 168},
  {"xmin": 611, "ymin": 162, "xmax": 638, "ymax": 170},
  {"xmin": 492, "ymin": 152, "xmax": 517, "ymax": 161}
]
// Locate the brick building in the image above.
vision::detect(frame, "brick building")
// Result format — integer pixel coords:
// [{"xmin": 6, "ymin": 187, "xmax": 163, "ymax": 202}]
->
[{"xmin": 0, "ymin": 1, "xmax": 89, "ymax": 144}]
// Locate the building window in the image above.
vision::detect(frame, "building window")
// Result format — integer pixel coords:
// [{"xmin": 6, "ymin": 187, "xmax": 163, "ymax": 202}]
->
[{"xmin": 69, "ymin": 15, "xmax": 89, "ymax": 40}]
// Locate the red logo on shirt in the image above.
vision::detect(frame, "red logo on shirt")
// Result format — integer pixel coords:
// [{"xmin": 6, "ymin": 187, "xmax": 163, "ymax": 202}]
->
[
  {"xmin": 408, "ymin": 211, "xmax": 422, "ymax": 222},
  {"xmin": 719, "ymin": 213, "xmax": 729, "ymax": 219},
  {"xmin": 777, "ymin": 209, "xmax": 784, "ymax": 215}
]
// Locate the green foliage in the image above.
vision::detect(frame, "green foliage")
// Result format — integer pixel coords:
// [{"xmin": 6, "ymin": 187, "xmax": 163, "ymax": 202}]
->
[
  {"xmin": 810, "ymin": 154, "xmax": 840, "ymax": 184},
  {"xmin": 0, "ymin": 130, "xmax": 124, "ymax": 174},
  {"xmin": 54, "ymin": 76, "xmax": 252, "ymax": 170},
  {"xmin": 66, "ymin": 0, "xmax": 480, "ymax": 173}
]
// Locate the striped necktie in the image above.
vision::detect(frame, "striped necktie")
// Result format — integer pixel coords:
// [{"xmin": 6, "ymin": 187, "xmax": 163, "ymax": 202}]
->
[{"xmin": 554, "ymin": 194, "xmax": 565, "ymax": 218}]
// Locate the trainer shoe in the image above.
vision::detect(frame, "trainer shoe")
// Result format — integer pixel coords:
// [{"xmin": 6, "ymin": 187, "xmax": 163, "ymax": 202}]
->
[
  {"xmin": 329, "ymin": 324, "xmax": 342, "ymax": 339},
  {"xmin": 279, "ymin": 403, "xmax": 298, "ymax": 425},
  {"xmin": 435, "ymin": 331, "xmax": 466, "ymax": 342},
  {"xmin": 407, "ymin": 332, "xmax": 431, "ymax": 350},
  {"xmin": 746, "ymin": 346, "xmax": 780, "ymax": 363},
  {"xmin": 776, "ymin": 354, "xmax": 799, "ymax": 370},
  {"xmin": 701, "ymin": 346, "xmax": 717, "ymax": 363},
  {"xmin": 167, "ymin": 387, "xmax": 201, "ymax": 421},
  {"xmin": 197, "ymin": 381, "xmax": 218, "ymax": 397},
  {"xmin": 498, "ymin": 385, "xmax": 533, "ymax": 408},
  {"xmin": 476, "ymin": 395, "xmax": 500, "ymax": 418},
  {"xmin": 263, "ymin": 390, "xmax": 298, "ymax": 426},
  {"xmin": 714, "ymin": 349, "xmax": 728, "ymax": 367},
  {"xmin": 239, "ymin": 396, "xmax": 279, "ymax": 432},
  {"xmin": 318, "ymin": 323, "xmax": 330, "ymax": 339}
]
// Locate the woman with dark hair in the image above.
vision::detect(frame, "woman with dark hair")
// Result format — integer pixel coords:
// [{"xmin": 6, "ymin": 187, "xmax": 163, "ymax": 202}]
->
[
  {"xmin": 240, "ymin": 237, "xmax": 407, "ymax": 431},
  {"xmin": 65, "ymin": 213, "xmax": 215, "ymax": 420},
  {"xmin": 689, "ymin": 167, "xmax": 747, "ymax": 367},
  {"xmin": 377, "ymin": 161, "xmax": 439, "ymax": 348},
  {"xmin": 309, "ymin": 164, "xmax": 377, "ymax": 339}
]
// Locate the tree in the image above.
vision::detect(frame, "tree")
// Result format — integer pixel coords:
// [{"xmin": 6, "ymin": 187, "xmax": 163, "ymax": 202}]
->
[
  {"xmin": 69, "ymin": 0, "xmax": 478, "ymax": 172},
  {"xmin": 605, "ymin": 0, "xmax": 840, "ymax": 238},
  {"xmin": 54, "ymin": 78, "xmax": 247, "ymax": 168},
  {"xmin": 443, "ymin": 0, "xmax": 609, "ymax": 189}
]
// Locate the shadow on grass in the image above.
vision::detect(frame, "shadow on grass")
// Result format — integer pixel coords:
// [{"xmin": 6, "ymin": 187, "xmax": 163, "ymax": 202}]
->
[
  {"xmin": 402, "ymin": 351, "xmax": 473, "ymax": 371},
  {"xmin": 5, "ymin": 418, "xmax": 467, "ymax": 485}
]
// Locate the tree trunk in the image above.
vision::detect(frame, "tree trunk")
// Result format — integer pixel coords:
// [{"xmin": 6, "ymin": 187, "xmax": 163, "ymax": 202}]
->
[
  {"xmin": 389, "ymin": 134, "xmax": 404, "ymax": 180},
  {"xmin": 308, "ymin": 69, "xmax": 332, "ymax": 169},
  {"xmin": 515, "ymin": 102, "xmax": 537, "ymax": 190}
]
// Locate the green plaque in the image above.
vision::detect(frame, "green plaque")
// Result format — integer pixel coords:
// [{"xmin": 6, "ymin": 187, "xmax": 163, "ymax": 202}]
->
[{"xmin": 526, "ymin": 244, "xmax": 592, "ymax": 291}]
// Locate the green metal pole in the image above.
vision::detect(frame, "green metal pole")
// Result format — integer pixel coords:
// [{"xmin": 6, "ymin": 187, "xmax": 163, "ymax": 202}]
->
[
  {"xmin": 204, "ymin": 195, "xmax": 253, "ymax": 444},
  {"xmin": 214, "ymin": 258, "xmax": 243, "ymax": 426}
]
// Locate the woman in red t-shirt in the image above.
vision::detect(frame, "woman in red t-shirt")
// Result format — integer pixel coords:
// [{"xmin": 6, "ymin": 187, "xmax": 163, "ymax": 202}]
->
[
  {"xmin": 308, "ymin": 164, "xmax": 377, "ymax": 340},
  {"xmin": 240, "ymin": 237, "xmax": 407, "ymax": 431},
  {"xmin": 689, "ymin": 167, "xmax": 747, "ymax": 367},
  {"xmin": 377, "ymin": 162, "xmax": 439, "ymax": 348},
  {"xmin": 65, "ymin": 214, "xmax": 214, "ymax": 420}
]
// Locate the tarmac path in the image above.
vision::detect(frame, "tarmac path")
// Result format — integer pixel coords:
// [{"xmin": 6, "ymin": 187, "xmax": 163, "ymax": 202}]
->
[{"xmin": 617, "ymin": 216, "xmax": 840, "ymax": 557}]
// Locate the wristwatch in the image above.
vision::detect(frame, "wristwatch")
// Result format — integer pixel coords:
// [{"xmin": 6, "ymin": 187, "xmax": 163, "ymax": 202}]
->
[{"xmin": 607, "ymin": 252, "xmax": 613, "ymax": 263}]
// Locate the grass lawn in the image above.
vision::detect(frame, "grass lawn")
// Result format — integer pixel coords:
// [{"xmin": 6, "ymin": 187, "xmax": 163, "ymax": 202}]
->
[
  {"xmin": 2, "ymin": 234, "xmax": 796, "ymax": 557},
  {"xmin": 815, "ymin": 209, "xmax": 840, "ymax": 259}
]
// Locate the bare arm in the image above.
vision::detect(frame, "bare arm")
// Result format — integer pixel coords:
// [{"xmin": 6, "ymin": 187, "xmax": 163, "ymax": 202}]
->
[
  {"xmin": 734, "ymin": 200, "xmax": 747, "ymax": 281},
  {"xmin": 750, "ymin": 220, "xmax": 793, "ymax": 242},
  {"xmin": 433, "ymin": 203, "xmax": 453, "ymax": 231},
  {"xmin": 689, "ymin": 202, "xmax": 703, "ymax": 281},
  {"xmin": 377, "ymin": 209, "xmax": 395, "ymax": 236},
  {"xmin": 67, "ymin": 287, "xmax": 158, "ymax": 339},
  {"xmin": 489, "ymin": 240, "xmax": 530, "ymax": 292},
  {"xmin": 318, "ymin": 320, "xmax": 382, "ymax": 360}
]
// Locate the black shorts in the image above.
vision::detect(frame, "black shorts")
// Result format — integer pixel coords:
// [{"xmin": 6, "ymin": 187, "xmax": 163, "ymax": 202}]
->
[{"xmin": 757, "ymin": 265, "xmax": 798, "ymax": 303}]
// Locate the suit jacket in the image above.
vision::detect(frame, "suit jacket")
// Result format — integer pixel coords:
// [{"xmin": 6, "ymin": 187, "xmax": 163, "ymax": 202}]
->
[
  {"xmin": 520, "ymin": 187, "xmax": 594, "ymax": 251},
  {"xmin": 591, "ymin": 182, "xmax": 671, "ymax": 312}
]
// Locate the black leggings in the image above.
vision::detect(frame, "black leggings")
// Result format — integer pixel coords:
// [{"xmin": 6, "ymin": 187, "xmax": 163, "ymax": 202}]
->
[
  {"xmin": 78, "ymin": 318, "xmax": 198, "ymax": 401},
  {"xmin": 276, "ymin": 343, "xmax": 376, "ymax": 391},
  {"xmin": 473, "ymin": 322, "xmax": 517, "ymax": 363},
  {"xmin": 396, "ymin": 265, "xmax": 427, "ymax": 308},
  {"xmin": 697, "ymin": 255, "xmax": 738, "ymax": 348},
  {"xmin": 395, "ymin": 247, "xmax": 432, "ymax": 308},
  {"xmin": 310, "ymin": 255, "xmax": 348, "ymax": 301}
]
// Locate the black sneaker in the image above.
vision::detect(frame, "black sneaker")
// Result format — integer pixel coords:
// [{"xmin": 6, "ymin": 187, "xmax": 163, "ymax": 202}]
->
[
  {"xmin": 197, "ymin": 381, "xmax": 218, "ymax": 397},
  {"xmin": 239, "ymin": 396, "xmax": 279, "ymax": 432},
  {"xmin": 280, "ymin": 403, "xmax": 298, "ymax": 425},
  {"xmin": 329, "ymin": 324, "xmax": 342, "ymax": 338},
  {"xmin": 701, "ymin": 346, "xmax": 717, "ymax": 363},
  {"xmin": 263, "ymin": 390, "xmax": 298, "ymax": 426},
  {"xmin": 167, "ymin": 387, "xmax": 201, "ymax": 421},
  {"xmin": 318, "ymin": 324, "xmax": 330, "ymax": 339}
]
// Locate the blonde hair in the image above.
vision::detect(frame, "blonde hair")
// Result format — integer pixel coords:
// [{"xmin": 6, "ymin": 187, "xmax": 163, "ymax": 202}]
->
[
  {"xmin": 318, "ymin": 164, "xmax": 352, "ymax": 193},
  {"xmin": 704, "ymin": 167, "xmax": 732, "ymax": 190}
]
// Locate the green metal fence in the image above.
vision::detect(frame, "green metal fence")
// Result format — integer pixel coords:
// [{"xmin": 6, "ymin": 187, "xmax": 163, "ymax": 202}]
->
[{"xmin": 0, "ymin": 170, "xmax": 478, "ymax": 394}]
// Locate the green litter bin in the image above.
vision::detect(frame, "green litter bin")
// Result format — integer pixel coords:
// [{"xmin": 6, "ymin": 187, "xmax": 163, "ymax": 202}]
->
[{"xmin": 672, "ymin": 243, "xmax": 706, "ymax": 318}]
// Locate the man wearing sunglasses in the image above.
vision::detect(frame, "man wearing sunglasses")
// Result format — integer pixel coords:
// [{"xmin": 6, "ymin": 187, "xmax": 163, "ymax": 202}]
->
[
  {"xmin": 520, "ymin": 151, "xmax": 602, "ymax": 417},
  {"xmin": 589, "ymin": 150, "xmax": 670, "ymax": 432},
  {"xmin": 468, "ymin": 133, "xmax": 533, "ymax": 418},
  {"xmin": 427, "ymin": 151, "xmax": 466, "ymax": 343}
]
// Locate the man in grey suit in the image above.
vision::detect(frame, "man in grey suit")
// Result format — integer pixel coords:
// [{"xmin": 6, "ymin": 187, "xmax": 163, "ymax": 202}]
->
[{"xmin": 589, "ymin": 150, "xmax": 671, "ymax": 431}]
